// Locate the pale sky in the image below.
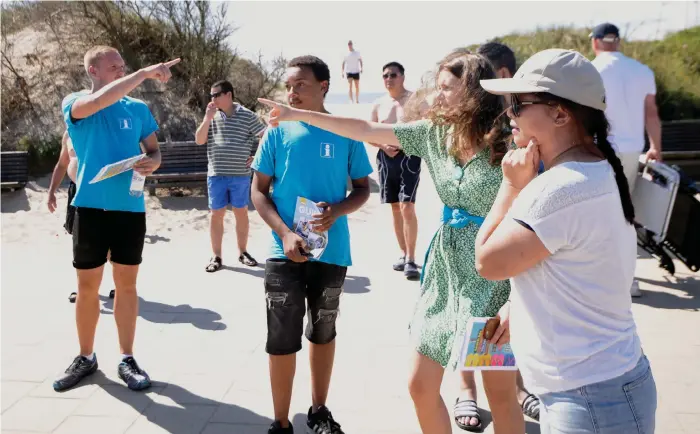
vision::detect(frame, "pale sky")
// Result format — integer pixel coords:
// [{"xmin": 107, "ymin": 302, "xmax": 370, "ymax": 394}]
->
[{"xmin": 222, "ymin": 1, "xmax": 699, "ymax": 94}]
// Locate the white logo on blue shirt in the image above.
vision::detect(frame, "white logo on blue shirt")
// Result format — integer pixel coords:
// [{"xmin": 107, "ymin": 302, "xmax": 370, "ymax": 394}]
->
[
  {"xmin": 320, "ymin": 143, "xmax": 334, "ymax": 158},
  {"xmin": 119, "ymin": 118, "xmax": 133, "ymax": 130}
]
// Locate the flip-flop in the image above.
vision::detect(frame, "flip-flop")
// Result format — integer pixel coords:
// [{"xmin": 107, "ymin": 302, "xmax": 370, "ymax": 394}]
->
[
  {"xmin": 454, "ymin": 398, "xmax": 483, "ymax": 432},
  {"xmin": 521, "ymin": 393, "xmax": 540, "ymax": 421},
  {"xmin": 205, "ymin": 256, "xmax": 223, "ymax": 272},
  {"xmin": 238, "ymin": 252, "xmax": 257, "ymax": 267}
]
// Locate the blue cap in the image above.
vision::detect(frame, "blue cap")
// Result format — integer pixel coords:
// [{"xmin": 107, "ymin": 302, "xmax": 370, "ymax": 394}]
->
[{"xmin": 589, "ymin": 23, "xmax": 620, "ymax": 40}]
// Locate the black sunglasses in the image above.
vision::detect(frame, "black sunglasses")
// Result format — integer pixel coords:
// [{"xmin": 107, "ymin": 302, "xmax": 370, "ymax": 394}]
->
[
  {"xmin": 382, "ymin": 73, "xmax": 399, "ymax": 79},
  {"xmin": 510, "ymin": 94, "xmax": 552, "ymax": 117},
  {"xmin": 210, "ymin": 91, "xmax": 225, "ymax": 98}
]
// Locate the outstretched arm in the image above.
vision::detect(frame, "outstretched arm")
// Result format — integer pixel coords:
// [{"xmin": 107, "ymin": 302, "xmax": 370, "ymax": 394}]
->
[
  {"xmin": 258, "ymin": 98, "xmax": 400, "ymax": 147},
  {"xmin": 70, "ymin": 58, "xmax": 180, "ymax": 120}
]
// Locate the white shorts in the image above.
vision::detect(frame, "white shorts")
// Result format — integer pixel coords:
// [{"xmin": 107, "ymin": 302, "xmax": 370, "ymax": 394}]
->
[{"xmin": 617, "ymin": 152, "xmax": 641, "ymax": 194}]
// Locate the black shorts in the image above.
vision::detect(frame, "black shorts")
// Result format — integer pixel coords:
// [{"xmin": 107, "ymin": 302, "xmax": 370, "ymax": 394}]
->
[
  {"xmin": 377, "ymin": 150, "xmax": 421, "ymax": 204},
  {"xmin": 64, "ymin": 181, "xmax": 77, "ymax": 235},
  {"xmin": 72, "ymin": 207, "xmax": 147, "ymax": 269},
  {"xmin": 264, "ymin": 259, "xmax": 347, "ymax": 355},
  {"xmin": 347, "ymin": 72, "xmax": 360, "ymax": 81}
]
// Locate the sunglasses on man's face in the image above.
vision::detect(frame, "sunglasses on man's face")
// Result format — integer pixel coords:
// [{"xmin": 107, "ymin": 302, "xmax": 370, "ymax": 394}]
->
[
  {"xmin": 382, "ymin": 73, "xmax": 399, "ymax": 79},
  {"xmin": 210, "ymin": 91, "xmax": 224, "ymax": 99},
  {"xmin": 510, "ymin": 94, "xmax": 553, "ymax": 117}
]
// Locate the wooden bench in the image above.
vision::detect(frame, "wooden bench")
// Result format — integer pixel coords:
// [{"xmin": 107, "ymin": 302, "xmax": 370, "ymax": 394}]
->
[
  {"xmin": 145, "ymin": 141, "xmax": 208, "ymax": 194},
  {"xmin": 1, "ymin": 151, "xmax": 29, "ymax": 191},
  {"xmin": 645, "ymin": 120, "xmax": 700, "ymax": 182}
]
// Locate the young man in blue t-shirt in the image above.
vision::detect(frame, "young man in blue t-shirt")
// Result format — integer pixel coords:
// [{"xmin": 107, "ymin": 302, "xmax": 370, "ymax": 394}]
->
[
  {"xmin": 53, "ymin": 45, "xmax": 179, "ymax": 393},
  {"xmin": 251, "ymin": 56, "xmax": 373, "ymax": 434}
]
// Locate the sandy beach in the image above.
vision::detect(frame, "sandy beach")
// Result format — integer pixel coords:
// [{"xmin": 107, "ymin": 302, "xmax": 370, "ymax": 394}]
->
[{"xmin": 1, "ymin": 103, "xmax": 699, "ymax": 433}]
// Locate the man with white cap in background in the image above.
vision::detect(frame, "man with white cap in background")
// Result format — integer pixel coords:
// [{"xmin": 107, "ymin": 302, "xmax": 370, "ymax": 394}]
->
[{"xmin": 591, "ymin": 22, "xmax": 663, "ymax": 297}]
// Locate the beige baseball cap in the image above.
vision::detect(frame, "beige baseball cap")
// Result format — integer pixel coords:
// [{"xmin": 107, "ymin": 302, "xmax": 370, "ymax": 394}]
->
[{"xmin": 480, "ymin": 49, "xmax": 606, "ymax": 111}]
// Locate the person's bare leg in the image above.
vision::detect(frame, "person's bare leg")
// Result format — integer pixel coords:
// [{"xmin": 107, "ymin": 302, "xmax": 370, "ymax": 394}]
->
[
  {"xmin": 310, "ymin": 340, "xmax": 336, "ymax": 409},
  {"xmin": 354, "ymin": 80, "xmax": 360, "ymax": 104},
  {"xmin": 516, "ymin": 370, "xmax": 530, "ymax": 403},
  {"xmin": 408, "ymin": 351, "xmax": 451, "ymax": 434},
  {"xmin": 232, "ymin": 206, "xmax": 249, "ymax": 256},
  {"xmin": 457, "ymin": 370, "xmax": 480, "ymax": 428},
  {"xmin": 270, "ymin": 354, "xmax": 296, "ymax": 428},
  {"xmin": 76, "ymin": 266, "xmax": 105, "ymax": 355},
  {"xmin": 482, "ymin": 370, "xmax": 525, "ymax": 434},
  {"xmin": 112, "ymin": 263, "xmax": 139, "ymax": 355},
  {"xmin": 210, "ymin": 208, "xmax": 226, "ymax": 259},
  {"xmin": 391, "ymin": 203, "xmax": 407, "ymax": 257},
  {"xmin": 400, "ymin": 202, "xmax": 418, "ymax": 262},
  {"xmin": 347, "ymin": 79, "xmax": 353, "ymax": 103},
  {"xmin": 515, "ymin": 369, "xmax": 540, "ymax": 419}
]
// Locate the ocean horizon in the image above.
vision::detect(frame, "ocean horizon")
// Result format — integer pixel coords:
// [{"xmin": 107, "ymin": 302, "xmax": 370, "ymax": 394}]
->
[{"xmin": 325, "ymin": 92, "xmax": 385, "ymax": 105}]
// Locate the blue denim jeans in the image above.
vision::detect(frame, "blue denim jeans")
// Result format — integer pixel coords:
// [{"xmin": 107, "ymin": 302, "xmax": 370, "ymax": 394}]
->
[{"xmin": 539, "ymin": 355, "xmax": 657, "ymax": 434}]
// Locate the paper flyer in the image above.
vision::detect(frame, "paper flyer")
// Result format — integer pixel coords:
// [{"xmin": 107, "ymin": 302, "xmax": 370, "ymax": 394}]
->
[
  {"xmin": 89, "ymin": 153, "xmax": 147, "ymax": 184},
  {"xmin": 459, "ymin": 317, "xmax": 517, "ymax": 371},
  {"xmin": 292, "ymin": 197, "xmax": 328, "ymax": 259}
]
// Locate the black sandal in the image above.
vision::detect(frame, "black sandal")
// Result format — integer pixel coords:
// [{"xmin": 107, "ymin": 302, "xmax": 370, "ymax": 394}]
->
[
  {"xmin": 238, "ymin": 252, "xmax": 257, "ymax": 267},
  {"xmin": 521, "ymin": 393, "xmax": 541, "ymax": 421},
  {"xmin": 205, "ymin": 256, "xmax": 223, "ymax": 272},
  {"xmin": 454, "ymin": 398, "xmax": 483, "ymax": 432}
]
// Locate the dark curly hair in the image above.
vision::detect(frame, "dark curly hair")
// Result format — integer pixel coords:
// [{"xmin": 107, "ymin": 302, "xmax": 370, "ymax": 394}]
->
[
  {"xmin": 428, "ymin": 52, "xmax": 510, "ymax": 166},
  {"xmin": 288, "ymin": 55, "xmax": 331, "ymax": 96}
]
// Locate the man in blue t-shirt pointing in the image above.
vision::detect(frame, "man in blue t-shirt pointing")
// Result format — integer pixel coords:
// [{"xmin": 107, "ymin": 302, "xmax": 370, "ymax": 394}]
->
[
  {"xmin": 251, "ymin": 55, "xmax": 372, "ymax": 434},
  {"xmin": 53, "ymin": 45, "xmax": 179, "ymax": 393}
]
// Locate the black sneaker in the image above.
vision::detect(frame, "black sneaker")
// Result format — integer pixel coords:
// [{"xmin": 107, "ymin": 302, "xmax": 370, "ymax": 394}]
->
[
  {"xmin": 404, "ymin": 261, "xmax": 420, "ymax": 280},
  {"xmin": 306, "ymin": 406, "xmax": 344, "ymax": 434},
  {"xmin": 53, "ymin": 355, "xmax": 98, "ymax": 391},
  {"xmin": 268, "ymin": 420, "xmax": 294, "ymax": 434},
  {"xmin": 117, "ymin": 357, "xmax": 151, "ymax": 390},
  {"xmin": 393, "ymin": 257, "xmax": 406, "ymax": 271}
]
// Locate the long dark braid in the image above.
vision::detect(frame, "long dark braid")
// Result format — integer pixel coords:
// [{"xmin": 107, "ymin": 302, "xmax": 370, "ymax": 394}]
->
[
  {"xmin": 539, "ymin": 93, "xmax": 636, "ymax": 224},
  {"xmin": 587, "ymin": 111, "xmax": 636, "ymax": 224}
]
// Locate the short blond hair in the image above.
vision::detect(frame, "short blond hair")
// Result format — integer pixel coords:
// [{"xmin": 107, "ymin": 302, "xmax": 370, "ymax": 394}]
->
[{"xmin": 83, "ymin": 45, "xmax": 119, "ymax": 72}]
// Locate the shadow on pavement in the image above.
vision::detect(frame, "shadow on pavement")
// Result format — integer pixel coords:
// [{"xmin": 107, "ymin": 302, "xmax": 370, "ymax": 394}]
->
[
  {"xmin": 0, "ymin": 188, "xmax": 31, "ymax": 213},
  {"xmin": 222, "ymin": 264, "xmax": 266, "ymax": 278},
  {"xmin": 144, "ymin": 234, "xmax": 171, "ymax": 244},
  {"xmin": 635, "ymin": 273, "xmax": 700, "ymax": 311},
  {"xmin": 152, "ymin": 193, "xmax": 209, "ymax": 211},
  {"xmin": 90, "ymin": 373, "xmax": 274, "ymax": 433},
  {"xmin": 344, "ymin": 274, "xmax": 371, "ymax": 294},
  {"xmin": 99, "ymin": 295, "xmax": 227, "ymax": 330}
]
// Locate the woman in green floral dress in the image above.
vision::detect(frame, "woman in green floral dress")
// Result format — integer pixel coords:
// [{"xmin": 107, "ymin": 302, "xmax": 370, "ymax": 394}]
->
[{"xmin": 258, "ymin": 52, "xmax": 524, "ymax": 434}]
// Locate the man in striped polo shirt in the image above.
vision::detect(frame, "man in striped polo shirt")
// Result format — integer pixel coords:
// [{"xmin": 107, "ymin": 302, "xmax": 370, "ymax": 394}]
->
[{"xmin": 195, "ymin": 80, "xmax": 266, "ymax": 272}]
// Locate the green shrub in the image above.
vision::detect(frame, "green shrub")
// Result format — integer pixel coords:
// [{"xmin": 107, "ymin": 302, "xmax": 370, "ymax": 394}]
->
[{"xmin": 16, "ymin": 135, "xmax": 61, "ymax": 174}]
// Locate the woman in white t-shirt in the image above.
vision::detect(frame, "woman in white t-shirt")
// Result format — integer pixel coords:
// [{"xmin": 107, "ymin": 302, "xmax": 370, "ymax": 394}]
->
[{"xmin": 474, "ymin": 49, "xmax": 657, "ymax": 433}]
